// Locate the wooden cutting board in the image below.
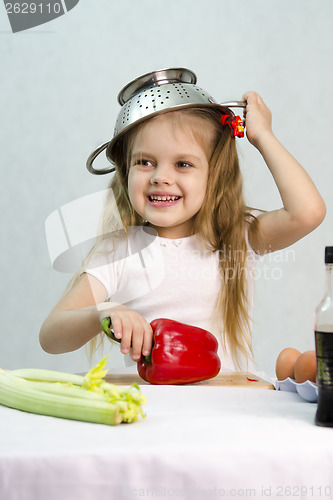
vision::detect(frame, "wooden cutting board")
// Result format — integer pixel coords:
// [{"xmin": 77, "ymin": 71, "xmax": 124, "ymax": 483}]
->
[{"xmin": 104, "ymin": 372, "xmax": 275, "ymax": 389}]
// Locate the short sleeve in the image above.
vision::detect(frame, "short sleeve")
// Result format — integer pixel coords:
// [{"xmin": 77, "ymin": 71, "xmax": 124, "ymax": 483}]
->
[{"xmin": 83, "ymin": 239, "xmax": 121, "ymax": 299}]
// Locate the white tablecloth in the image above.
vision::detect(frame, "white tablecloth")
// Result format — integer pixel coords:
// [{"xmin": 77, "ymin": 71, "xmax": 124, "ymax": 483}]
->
[{"xmin": 0, "ymin": 385, "xmax": 332, "ymax": 500}]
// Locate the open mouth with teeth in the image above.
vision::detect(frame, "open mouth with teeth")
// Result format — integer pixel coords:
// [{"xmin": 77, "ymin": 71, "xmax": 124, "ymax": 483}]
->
[{"xmin": 148, "ymin": 195, "xmax": 181, "ymax": 203}]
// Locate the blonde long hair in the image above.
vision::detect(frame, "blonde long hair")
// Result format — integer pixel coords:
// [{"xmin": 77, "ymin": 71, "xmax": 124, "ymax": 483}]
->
[{"xmin": 81, "ymin": 107, "xmax": 262, "ymax": 366}]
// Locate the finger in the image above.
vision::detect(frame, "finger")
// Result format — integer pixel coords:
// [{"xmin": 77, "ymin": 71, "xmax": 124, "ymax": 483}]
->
[
  {"xmin": 242, "ymin": 91, "xmax": 255, "ymax": 103},
  {"xmin": 242, "ymin": 91, "xmax": 261, "ymax": 106},
  {"xmin": 142, "ymin": 324, "xmax": 154, "ymax": 356},
  {"xmin": 120, "ymin": 317, "xmax": 133, "ymax": 354},
  {"xmin": 109, "ymin": 314, "xmax": 122, "ymax": 340},
  {"xmin": 130, "ymin": 327, "xmax": 144, "ymax": 361},
  {"xmin": 257, "ymin": 93, "xmax": 264, "ymax": 105}
]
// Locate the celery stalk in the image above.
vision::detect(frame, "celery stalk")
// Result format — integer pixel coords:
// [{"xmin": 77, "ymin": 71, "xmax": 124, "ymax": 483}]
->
[
  {"xmin": 10, "ymin": 368, "xmax": 85, "ymax": 386},
  {"xmin": 0, "ymin": 357, "xmax": 146, "ymax": 425},
  {"xmin": 0, "ymin": 371, "xmax": 122, "ymax": 425}
]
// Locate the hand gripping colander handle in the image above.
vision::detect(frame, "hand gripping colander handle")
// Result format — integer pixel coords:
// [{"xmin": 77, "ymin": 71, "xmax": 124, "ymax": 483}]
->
[{"xmin": 86, "ymin": 141, "xmax": 115, "ymax": 175}]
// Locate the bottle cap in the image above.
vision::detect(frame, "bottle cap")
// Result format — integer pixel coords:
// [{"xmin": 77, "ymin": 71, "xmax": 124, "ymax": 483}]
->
[{"xmin": 325, "ymin": 246, "xmax": 333, "ymax": 264}]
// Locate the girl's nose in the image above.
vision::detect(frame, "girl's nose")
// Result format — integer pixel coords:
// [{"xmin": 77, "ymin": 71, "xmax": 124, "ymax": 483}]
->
[{"xmin": 150, "ymin": 164, "xmax": 174, "ymax": 185}]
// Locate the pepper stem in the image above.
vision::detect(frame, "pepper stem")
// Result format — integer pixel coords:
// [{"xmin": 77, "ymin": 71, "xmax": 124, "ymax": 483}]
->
[
  {"xmin": 100, "ymin": 317, "xmax": 120, "ymax": 344},
  {"xmin": 143, "ymin": 354, "xmax": 152, "ymax": 365}
]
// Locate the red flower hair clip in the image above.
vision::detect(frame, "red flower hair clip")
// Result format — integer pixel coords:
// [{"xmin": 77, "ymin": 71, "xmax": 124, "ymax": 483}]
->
[{"xmin": 221, "ymin": 114, "xmax": 245, "ymax": 138}]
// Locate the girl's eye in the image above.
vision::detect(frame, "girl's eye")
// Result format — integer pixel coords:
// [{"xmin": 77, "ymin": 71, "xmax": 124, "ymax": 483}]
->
[
  {"xmin": 176, "ymin": 161, "xmax": 192, "ymax": 169},
  {"xmin": 134, "ymin": 159, "xmax": 154, "ymax": 167}
]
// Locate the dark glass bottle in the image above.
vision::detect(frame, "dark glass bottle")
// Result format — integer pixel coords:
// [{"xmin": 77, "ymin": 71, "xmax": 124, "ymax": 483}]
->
[{"xmin": 315, "ymin": 246, "xmax": 333, "ymax": 427}]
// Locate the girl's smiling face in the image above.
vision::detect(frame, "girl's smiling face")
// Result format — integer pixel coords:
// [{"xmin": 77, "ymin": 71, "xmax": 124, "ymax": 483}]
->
[{"xmin": 128, "ymin": 112, "xmax": 215, "ymax": 238}]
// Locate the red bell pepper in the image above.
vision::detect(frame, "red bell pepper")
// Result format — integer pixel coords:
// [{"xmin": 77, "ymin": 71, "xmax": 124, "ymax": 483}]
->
[{"xmin": 137, "ymin": 318, "xmax": 221, "ymax": 385}]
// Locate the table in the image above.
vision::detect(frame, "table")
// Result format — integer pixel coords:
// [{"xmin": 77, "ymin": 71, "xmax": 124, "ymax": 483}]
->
[{"xmin": 0, "ymin": 382, "xmax": 333, "ymax": 500}]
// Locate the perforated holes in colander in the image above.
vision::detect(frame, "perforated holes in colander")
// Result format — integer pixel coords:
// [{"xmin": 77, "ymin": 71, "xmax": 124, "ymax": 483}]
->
[
  {"xmin": 155, "ymin": 86, "xmax": 173, "ymax": 105},
  {"xmin": 122, "ymin": 100, "xmax": 132, "ymax": 125},
  {"xmin": 193, "ymin": 84, "xmax": 210, "ymax": 99},
  {"xmin": 136, "ymin": 87, "xmax": 160, "ymax": 111},
  {"xmin": 173, "ymin": 83, "xmax": 187, "ymax": 99}
]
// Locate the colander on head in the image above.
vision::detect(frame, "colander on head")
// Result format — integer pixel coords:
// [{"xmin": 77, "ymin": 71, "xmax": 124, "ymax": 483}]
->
[{"xmin": 86, "ymin": 68, "xmax": 246, "ymax": 175}]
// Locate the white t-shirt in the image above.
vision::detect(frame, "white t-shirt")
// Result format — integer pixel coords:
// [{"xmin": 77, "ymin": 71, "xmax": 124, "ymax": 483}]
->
[{"xmin": 85, "ymin": 225, "xmax": 258, "ymax": 371}]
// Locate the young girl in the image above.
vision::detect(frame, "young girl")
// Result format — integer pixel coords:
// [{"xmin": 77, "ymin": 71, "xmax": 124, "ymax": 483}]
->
[{"xmin": 39, "ymin": 68, "xmax": 326, "ymax": 371}]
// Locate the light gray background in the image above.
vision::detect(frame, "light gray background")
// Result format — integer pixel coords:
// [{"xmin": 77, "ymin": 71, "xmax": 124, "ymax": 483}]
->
[{"xmin": 0, "ymin": 0, "xmax": 332, "ymax": 378}]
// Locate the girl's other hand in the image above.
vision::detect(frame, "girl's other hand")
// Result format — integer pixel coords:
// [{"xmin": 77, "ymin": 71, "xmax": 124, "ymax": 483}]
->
[
  {"xmin": 242, "ymin": 91, "xmax": 273, "ymax": 148},
  {"xmin": 100, "ymin": 304, "xmax": 153, "ymax": 361}
]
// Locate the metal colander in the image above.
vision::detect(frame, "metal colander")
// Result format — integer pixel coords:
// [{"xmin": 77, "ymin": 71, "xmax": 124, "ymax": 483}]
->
[{"xmin": 86, "ymin": 68, "xmax": 245, "ymax": 175}]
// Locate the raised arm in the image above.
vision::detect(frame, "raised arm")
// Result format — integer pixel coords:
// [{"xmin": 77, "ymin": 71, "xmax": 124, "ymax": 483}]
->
[{"xmin": 244, "ymin": 91, "xmax": 326, "ymax": 254}]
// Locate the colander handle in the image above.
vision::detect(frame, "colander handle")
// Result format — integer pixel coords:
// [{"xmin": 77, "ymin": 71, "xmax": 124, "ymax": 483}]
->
[
  {"xmin": 86, "ymin": 141, "xmax": 115, "ymax": 175},
  {"xmin": 220, "ymin": 101, "xmax": 246, "ymax": 109}
]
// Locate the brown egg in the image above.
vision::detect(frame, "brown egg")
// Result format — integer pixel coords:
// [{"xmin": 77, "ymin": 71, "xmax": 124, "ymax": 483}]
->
[
  {"xmin": 275, "ymin": 347, "xmax": 301, "ymax": 380},
  {"xmin": 294, "ymin": 350, "xmax": 317, "ymax": 383}
]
